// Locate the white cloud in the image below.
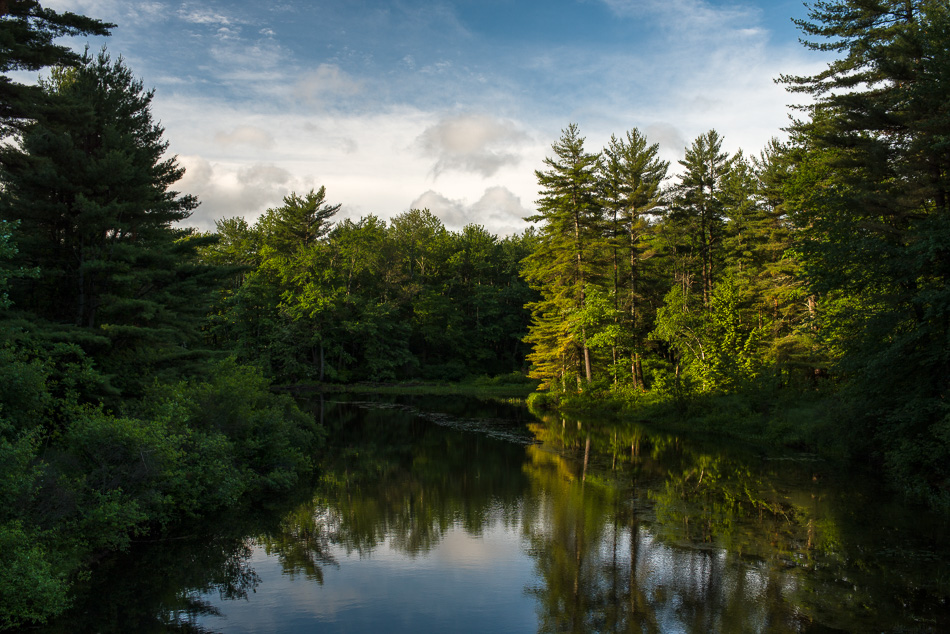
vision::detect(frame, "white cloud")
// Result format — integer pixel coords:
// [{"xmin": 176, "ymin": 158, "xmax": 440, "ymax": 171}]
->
[
  {"xmin": 127, "ymin": 1, "xmax": 833, "ymax": 239},
  {"xmin": 294, "ymin": 64, "xmax": 364, "ymax": 106},
  {"xmin": 644, "ymin": 122, "xmax": 687, "ymax": 158},
  {"xmin": 410, "ymin": 186, "xmax": 530, "ymax": 235},
  {"xmin": 564, "ymin": 0, "xmax": 829, "ymax": 164},
  {"xmin": 238, "ymin": 163, "xmax": 293, "ymax": 187},
  {"xmin": 178, "ymin": 6, "xmax": 242, "ymax": 27},
  {"xmin": 177, "ymin": 156, "xmax": 313, "ymax": 230},
  {"xmin": 416, "ymin": 114, "xmax": 530, "ymax": 178},
  {"xmin": 213, "ymin": 125, "xmax": 276, "ymax": 150},
  {"xmin": 601, "ymin": 0, "xmax": 757, "ymax": 36},
  {"xmin": 208, "ymin": 39, "xmax": 285, "ymax": 82}
]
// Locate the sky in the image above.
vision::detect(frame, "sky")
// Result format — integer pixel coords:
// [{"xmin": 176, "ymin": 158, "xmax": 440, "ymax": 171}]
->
[{"xmin": 41, "ymin": 0, "xmax": 832, "ymax": 236}]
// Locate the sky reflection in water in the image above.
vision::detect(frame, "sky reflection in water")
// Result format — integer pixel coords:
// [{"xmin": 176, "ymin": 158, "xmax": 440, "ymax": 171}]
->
[
  {"xmin": 197, "ymin": 523, "xmax": 535, "ymax": 633},
  {"xmin": 151, "ymin": 396, "xmax": 950, "ymax": 633}
]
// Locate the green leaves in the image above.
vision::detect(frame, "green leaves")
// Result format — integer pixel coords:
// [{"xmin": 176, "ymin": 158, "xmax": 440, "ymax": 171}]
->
[{"xmin": 652, "ymin": 277, "xmax": 765, "ymax": 393}]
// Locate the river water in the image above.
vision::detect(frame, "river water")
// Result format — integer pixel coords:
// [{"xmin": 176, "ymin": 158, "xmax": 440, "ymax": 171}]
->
[{"xmin": 43, "ymin": 395, "xmax": 950, "ymax": 633}]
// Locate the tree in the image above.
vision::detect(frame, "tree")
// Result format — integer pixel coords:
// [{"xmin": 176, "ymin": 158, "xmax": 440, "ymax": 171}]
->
[
  {"xmin": 0, "ymin": 1, "xmax": 112, "ymax": 134},
  {"xmin": 0, "ymin": 50, "xmax": 212, "ymax": 390},
  {"xmin": 258, "ymin": 188, "xmax": 340, "ymax": 258},
  {"xmin": 667, "ymin": 130, "xmax": 734, "ymax": 308},
  {"xmin": 652, "ymin": 276, "xmax": 764, "ymax": 393},
  {"xmin": 781, "ymin": 0, "xmax": 950, "ymax": 507},
  {"xmin": 523, "ymin": 124, "xmax": 605, "ymax": 389},
  {"xmin": 255, "ymin": 189, "xmax": 342, "ymax": 381},
  {"xmin": 600, "ymin": 129, "xmax": 668, "ymax": 387}
]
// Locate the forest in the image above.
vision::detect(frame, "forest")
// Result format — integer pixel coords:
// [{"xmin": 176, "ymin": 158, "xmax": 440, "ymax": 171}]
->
[{"xmin": 1, "ymin": 0, "xmax": 948, "ymax": 628}]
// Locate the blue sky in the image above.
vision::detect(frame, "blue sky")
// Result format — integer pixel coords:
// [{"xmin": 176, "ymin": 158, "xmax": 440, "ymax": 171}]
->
[{"xmin": 43, "ymin": 0, "xmax": 831, "ymax": 235}]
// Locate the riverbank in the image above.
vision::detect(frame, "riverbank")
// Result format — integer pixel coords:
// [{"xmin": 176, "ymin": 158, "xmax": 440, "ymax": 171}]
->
[
  {"xmin": 528, "ymin": 387, "xmax": 844, "ymax": 457},
  {"xmin": 294, "ymin": 374, "xmax": 941, "ymax": 512},
  {"xmin": 276, "ymin": 372, "xmax": 540, "ymax": 401}
]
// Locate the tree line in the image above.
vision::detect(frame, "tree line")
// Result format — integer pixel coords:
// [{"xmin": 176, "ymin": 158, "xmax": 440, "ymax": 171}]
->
[
  {"xmin": 523, "ymin": 0, "xmax": 950, "ymax": 512},
  {"xmin": 526, "ymin": 126, "xmax": 804, "ymax": 395},
  {"xmin": 200, "ymin": 194, "xmax": 536, "ymax": 384}
]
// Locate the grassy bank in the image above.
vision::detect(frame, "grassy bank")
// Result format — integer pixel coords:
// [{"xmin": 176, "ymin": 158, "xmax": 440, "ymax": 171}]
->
[
  {"xmin": 279, "ymin": 372, "xmax": 540, "ymax": 401},
  {"xmin": 527, "ymin": 386, "xmax": 845, "ymax": 459}
]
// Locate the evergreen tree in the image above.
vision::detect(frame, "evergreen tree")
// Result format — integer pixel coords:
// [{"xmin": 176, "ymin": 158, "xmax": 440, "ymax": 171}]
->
[
  {"xmin": 523, "ymin": 123, "xmax": 605, "ymax": 388},
  {"xmin": 253, "ymin": 189, "xmax": 342, "ymax": 381},
  {"xmin": 600, "ymin": 129, "xmax": 668, "ymax": 387},
  {"xmin": 782, "ymin": 0, "xmax": 950, "ymax": 506},
  {"xmin": 258, "ymin": 188, "xmax": 340, "ymax": 258},
  {"xmin": 0, "ymin": 0, "xmax": 112, "ymax": 134},
  {"xmin": 667, "ymin": 130, "xmax": 734, "ymax": 308},
  {"xmin": 0, "ymin": 50, "xmax": 212, "ymax": 390}
]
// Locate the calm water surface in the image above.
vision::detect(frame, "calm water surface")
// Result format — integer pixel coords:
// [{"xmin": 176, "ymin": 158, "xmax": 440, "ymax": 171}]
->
[{"xmin": 42, "ymin": 395, "xmax": 950, "ymax": 633}]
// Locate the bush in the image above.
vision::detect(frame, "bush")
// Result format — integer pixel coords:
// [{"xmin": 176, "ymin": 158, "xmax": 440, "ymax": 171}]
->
[
  {"xmin": 0, "ymin": 351, "xmax": 323, "ymax": 628},
  {"xmin": 0, "ymin": 522, "xmax": 68, "ymax": 629},
  {"xmin": 526, "ymin": 391, "xmax": 561, "ymax": 411}
]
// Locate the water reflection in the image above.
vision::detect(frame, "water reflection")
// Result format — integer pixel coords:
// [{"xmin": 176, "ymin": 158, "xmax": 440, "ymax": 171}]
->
[
  {"xmin": 37, "ymin": 397, "xmax": 950, "ymax": 633},
  {"xmin": 524, "ymin": 409, "xmax": 950, "ymax": 633}
]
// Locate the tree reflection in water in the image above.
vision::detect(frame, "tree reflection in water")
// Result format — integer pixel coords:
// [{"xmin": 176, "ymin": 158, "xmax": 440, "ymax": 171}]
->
[
  {"xmin": 35, "ymin": 397, "xmax": 950, "ymax": 632},
  {"xmin": 523, "ymin": 409, "xmax": 950, "ymax": 633},
  {"xmin": 256, "ymin": 399, "xmax": 950, "ymax": 632}
]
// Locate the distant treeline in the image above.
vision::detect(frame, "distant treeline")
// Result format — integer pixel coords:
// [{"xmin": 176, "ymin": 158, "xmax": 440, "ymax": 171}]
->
[{"xmin": 200, "ymin": 198, "xmax": 536, "ymax": 383}]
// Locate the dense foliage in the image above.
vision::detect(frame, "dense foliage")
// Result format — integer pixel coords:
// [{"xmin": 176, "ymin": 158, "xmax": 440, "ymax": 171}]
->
[
  {"xmin": 0, "ymin": 32, "xmax": 321, "ymax": 630},
  {"xmin": 522, "ymin": 1, "xmax": 950, "ymax": 511},
  {"xmin": 202, "ymin": 199, "xmax": 536, "ymax": 383}
]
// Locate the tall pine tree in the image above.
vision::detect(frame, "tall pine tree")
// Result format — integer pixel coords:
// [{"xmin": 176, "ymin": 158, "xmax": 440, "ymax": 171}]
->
[
  {"xmin": 523, "ymin": 124, "xmax": 605, "ymax": 389},
  {"xmin": 667, "ymin": 130, "xmax": 733, "ymax": 308},
  {"xmin": 0, "ymin": 50, "xmax": 213, "ymax": 391},
  {"xmin": 600, "ymin": 129, "xmax": 668, "ymax": 387},
  {"xmin": 782, "ymin": 0, "xmax": 950, "ymax": 506}
]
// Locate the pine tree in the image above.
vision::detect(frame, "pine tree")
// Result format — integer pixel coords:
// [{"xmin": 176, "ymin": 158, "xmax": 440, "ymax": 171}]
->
[
  {"xmin": 667, "ymin": 130, "xmax": 734, "ymax": 308},
  {"xmin": 254, "ymin": 189, "xmax": 342, "ymax": 381},
  {"xmin": 523, "ymin": 124, "xmax": 605, "ymax": 388},
  {"xmin": 0, "ymin": 1, "xmax": 112, "ymax": 134},
  {"xmin": 600, "ymin": 129, "xmax": 668, "ymax": 387},
  {"xmin": 258, "ymin": 188, "xmax": 340, "ymax": 258},
  {"xmin": 0, "ymin": 50, "xmax": 212, "ymax": 390},
  {"xmin": 782, "ymin": 0, "xmax": 950, "ymax": 506}
]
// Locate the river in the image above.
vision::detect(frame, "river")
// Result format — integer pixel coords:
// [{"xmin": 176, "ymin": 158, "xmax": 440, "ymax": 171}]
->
[{"xmin": 39, "ymin": 395, "xmax": 950, "ymax": 633}]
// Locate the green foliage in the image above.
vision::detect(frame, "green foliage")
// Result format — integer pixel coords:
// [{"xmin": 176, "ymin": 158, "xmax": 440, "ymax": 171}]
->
[
  {"xmin": 772, "ymin": 0, "xmax": 950, "ymax": 507},
  {"xmin": 0, "ymin": 0, "xmax": 112, "ymax": 135},
  {"xmin": 0, "ymin": 8, "xmax": 336, "ymax": 628},
  {"xmin": 0, "ymin": 220, "xmax": 37, "ymax": 309},
  {"xmin": 206, "ymin": 198, "xmax": 536, "ymax": 383},
  {"xmin": 183, "ymin": 360, "xmax": 322, "ymax": 490},
  {"xmin": 523, "ymin": 123, "xmax": 606, "ymax": 389},
  {"xmin": 0, "ymin": 50, "xmax": 220, "ymax": 395},
  {"xmin": 0, "ymin": 521, "xmax": 68, "ymax": 628},
  {"xmin": 652, "ymin": 276, "xmax": 766, "ymax": 392},
  {"xmin": 600, "ymin": 129, "xmax": 669, "ymax": 388},
  {"xmin": 0, "ymin": 335, "xmax": 321, "ymax": 627}
]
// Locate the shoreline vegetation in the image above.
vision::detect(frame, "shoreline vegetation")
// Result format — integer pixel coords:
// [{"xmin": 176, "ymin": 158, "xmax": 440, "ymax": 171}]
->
[
  {"xmin": 2, "ymin": 0, "xmax": 949, "ymax": 629},
  {"xmin": 296, "ymin": 377, "xmax": 838, "ymax": 458},
  {"xmin": 276, "ymin": 372, "xmax": 542, "ymax": 400}
]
